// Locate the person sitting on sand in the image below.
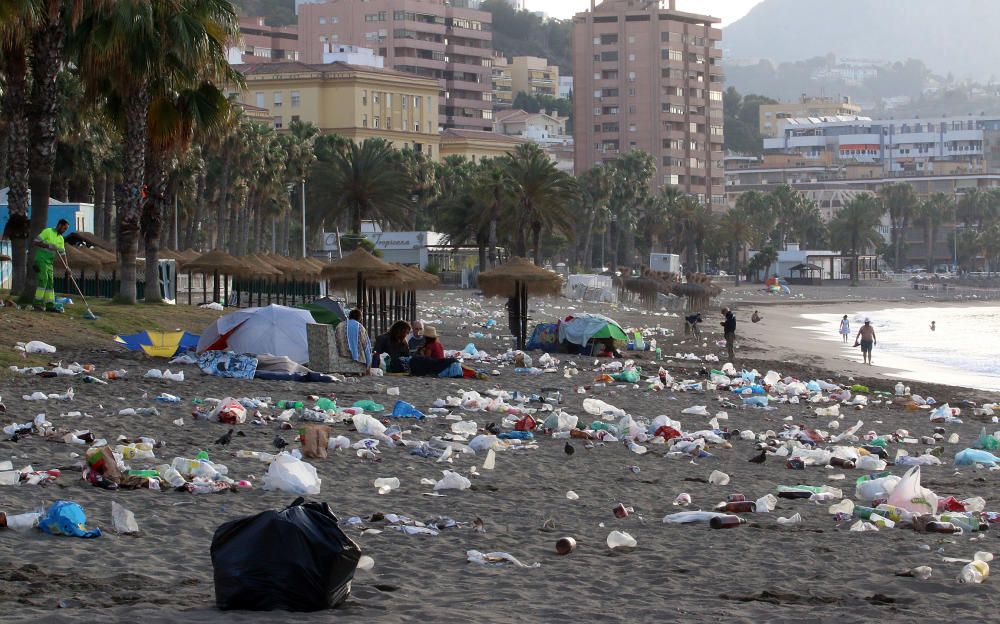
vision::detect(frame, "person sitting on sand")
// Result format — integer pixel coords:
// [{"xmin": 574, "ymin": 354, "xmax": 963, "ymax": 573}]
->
[
  {"xmin": 408, "ymin": 319, "xmax": 426, "ymax": 350},
  {"xmin": 592, "ymin": 338, "xmax": 621, "ymax": 358},
  {"xmin": 853, "ymin": 318, "xmax": 877, "ymax": 365},
  {"xmin": 335, "ymin": 308, "xmax": 372, "ymax": 368},
  {"xmin": 751, "ymin": 310, "xmax": 762, "ymax": 323},
  {"xmin": 374, "ymin": 320, "xmax": 411, "ymax": 373},
  {"xmin": 839, "ymin": 315, "xmax": 850, "ymax": 343},
  {"xmin": 418, "ymin": 325, "xmax": 445, "ymax": 360}
]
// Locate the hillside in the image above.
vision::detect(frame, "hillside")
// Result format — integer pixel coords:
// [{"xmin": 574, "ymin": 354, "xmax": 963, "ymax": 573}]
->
[
  {"xmin": 232, "ymin": 0, "xmax": 295, "ymax": 26},
  {"xmin": 482, "ymin": 0, "xmax": 573, "ymax": 74},
  {"xmin": 724, "ymin": 0, "xmax": 1000, "ymax": 81}
]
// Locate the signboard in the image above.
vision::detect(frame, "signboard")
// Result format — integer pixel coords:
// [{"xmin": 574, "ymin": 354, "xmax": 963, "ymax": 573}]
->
[{"xmin": 322, "ymin": 231, "xmax": 427, "ymax": 251}]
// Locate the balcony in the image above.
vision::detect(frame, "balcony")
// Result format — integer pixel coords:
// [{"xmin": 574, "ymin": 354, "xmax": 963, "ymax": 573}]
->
[
  {"xmin": 446, "ymin": 78, "xmax": 488, "ymax": 91},
  {"xmin": 445, "ymin": 42, "xmax": 489, "ymax": 57}
]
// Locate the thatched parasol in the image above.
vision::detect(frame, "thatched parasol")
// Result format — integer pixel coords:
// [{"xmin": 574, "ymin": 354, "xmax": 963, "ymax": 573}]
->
[
  {"xmin": 477, "ymin": 257, "xmax": 563, "ymax": 298},
  {"xmin": 671, "ymin": 273, "xmax": 721, "ymax": 312},
  {"xmin": 62, "ymin": 245, "xmax": 107, "ymax": 272},
  {"xmin": 321, "ymin": 248, "xmax": 399, "ymax": 284},
  {"xmin": 478, "ymin": 258, "xmax": 563, "ymax": 350},
  {"xmin": 183, "ymin": 250, "xmax": 248, "ymax": 276}
]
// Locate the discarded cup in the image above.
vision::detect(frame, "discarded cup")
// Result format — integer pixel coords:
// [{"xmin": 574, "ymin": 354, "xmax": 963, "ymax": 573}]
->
[
  {"xmin": 556, "ymin": 536, "xmax": 577, "ymax": 555},
  {"xmin": 606, "ymin": 530, "xmax": 637, "ymax": 549}
]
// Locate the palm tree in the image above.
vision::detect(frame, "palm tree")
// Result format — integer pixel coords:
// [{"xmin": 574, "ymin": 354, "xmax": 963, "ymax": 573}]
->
[
  {"xmin": 955, "ymin": 187, "xmax": 997, "ymax": 230},
  {"xmin": 978, "ymin": 224, "xmax": 1000, "ymax": 276},
  {"xmin": 77, "ymin": 0, "xmax": 239, "ymax": 303},
  {"xmin": 734, "ymin": 190, "xmax": 775, "ymax": 250},
  {"xmin": 143, "ymin": 83, "xmax": 232, "ymax": 302},
  {"xmin": 0, "ymin": 1, "xmax": 36, "ymax": 292},
  {"xmin": 639, "ymin": 184, "xmax": 681, "ymax": 260},
  {"xmin": 829, "ymin": 194, "xmax": 884, "ymax": 285},
  {"xmin": 716, "ymin": 206, "xmax": 752, "ymax": 285},
  {"xmin": 673, "ymin": 196, "xmax": 711, "ymax": 273},
  {"xmin": 311, "ymin": 137, "xmax": 413, "ymax": 235},
  {"xmin": 504, "ymin": 142, "xmax": 577, "ymax": 264},
  {"xmin": 913, "ymin": 193, "xmax": 954, "ymax": 272},
  {"xmin": 879, "ymin": 182, "xmax": 918, "ymax": 270},
  {"xmin": 607, "ymin": 149, "xmax": 655, "ymax": 266},
  {"xmin": 769, "ymin": 184, "xmax": 809, "ymax": 249},
  {"xmin": 573, "ymin": 164, "xmax": 612, "ymax": 270}
]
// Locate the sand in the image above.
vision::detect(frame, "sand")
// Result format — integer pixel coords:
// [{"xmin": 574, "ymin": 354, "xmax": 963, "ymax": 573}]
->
[{"xmin": 2, "ymin": 290, "xmax": 1000, "ymax": 623}]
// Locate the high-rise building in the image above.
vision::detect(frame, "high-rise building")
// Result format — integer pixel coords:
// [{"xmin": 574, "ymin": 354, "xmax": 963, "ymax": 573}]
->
[
  {"xmin": 572, "ymin": 0, "xmax": 724, "ymax": 207},
  {"xmin": 235, "ymin": 17, "xmax": 301, "ymax": 64},
  {"xmin": 298, "ymin": 0, "xmax": 494, "ymax": 132}
]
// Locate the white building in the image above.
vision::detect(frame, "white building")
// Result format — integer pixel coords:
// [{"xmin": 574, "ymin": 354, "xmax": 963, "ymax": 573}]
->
[
  {"xmin": 322, "ymin": 44, "xmax": 384, "ymax": 68},
  {"xmin": 558, "ymin": 76, "xmax": 573, "ymax": 99},
  {"xmin": 764, "ymin": 114, "xmax": 1000, "ymax": 175},
  {"xmin": 494, "ymin": 109, "xmax": 573, "ymax": 172}
]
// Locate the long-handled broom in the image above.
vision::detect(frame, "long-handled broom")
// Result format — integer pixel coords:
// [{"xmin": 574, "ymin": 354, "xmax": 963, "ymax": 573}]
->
[{"xmin": 57, "ymin": 252, "xmax": 98, "ymax": 320}]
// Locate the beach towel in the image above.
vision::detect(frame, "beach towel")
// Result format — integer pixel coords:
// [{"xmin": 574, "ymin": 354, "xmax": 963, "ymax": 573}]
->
[
  {"xmin": 334, "ymin": 320, "xmax": 372, "ymax": 367},
  {"xmin": 198, "ymin": 350, "xmax": 259, "ymax": 379}
]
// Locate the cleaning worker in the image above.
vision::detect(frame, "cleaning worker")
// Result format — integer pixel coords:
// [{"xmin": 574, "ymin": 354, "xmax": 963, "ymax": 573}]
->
[{"xmin": 31, "ymin": 218, "xmax": 69, "ymax": 312}]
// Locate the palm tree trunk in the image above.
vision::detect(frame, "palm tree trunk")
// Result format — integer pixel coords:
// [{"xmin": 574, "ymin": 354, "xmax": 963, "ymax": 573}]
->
[
  {"xmin": 93, "ymin": 173, "xmax": 106, "ymax": 239},
  {"xmin": 142, "ymin": 150, "xmax": 168, "ymax": 303},
  {"xmin": 925, "ymin": 224, "xmax": 934, "ymax": 272},
  {"xmin": 20, "ymin": 18, "xmax": 66, "ymax": 303},
  {"xmin": 2, "ymin": 43, "xmax": 30, "ymax": 293},
  {"xmin": 531, "ymin": 222, "xmax": 542, "ymax": 265},
  {"xmin": 104, "ymin": 174, "xmax": 116, "ymax": 243},
  {"xmin": 115, "ymin": 92, "xmax": 151, "ymax": 304}
]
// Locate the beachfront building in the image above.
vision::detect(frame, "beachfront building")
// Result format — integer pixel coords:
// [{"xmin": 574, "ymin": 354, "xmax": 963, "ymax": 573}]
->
[
  {"xmin": 233, "ymin": 17, "xmax": 301, "ymax": 64},
  {"xmin": 749, "ymin": 243, "xmax": 879, "ymax": 283},
  {"xmin": 321, "ymin": 222, "xmax": 480, "ymax": 273},
  {"xmin": 297, "ymin": 0, "xmax": 494, "ymax": 132},
  {"xmin": 572, "ymin": 0, "xmax": 725, "ymax": 205},
  {"xmin": 232, "ymin": 61, "xmax": 442, "ymax": 158},
  {"xmin": 758, "ymin": 95, "xmax": 861, "ymax": 139},
  {"xmin": 438, "ymin": 128, "xmax": 528, "ymax": 162},
  {"xmin": 763, "ymin": 114, "xmax": 1000, "ymax": 176}
]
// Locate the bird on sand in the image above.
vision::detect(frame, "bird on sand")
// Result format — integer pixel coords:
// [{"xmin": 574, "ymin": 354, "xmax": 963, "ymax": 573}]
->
[
  {"xmin": 214, "ymin": 429, "xmax": 234, "ymax": 445},
  {"xmin": 564, "ymin": 442, "xmax": 575, "ymax": 456},
  {"xmin": 748, "ymin": 449, "xmax": 767, "ymax": 464},
  {"xmin": 273, "ymin": 435, "xmax": 288, "ymax": 450}
]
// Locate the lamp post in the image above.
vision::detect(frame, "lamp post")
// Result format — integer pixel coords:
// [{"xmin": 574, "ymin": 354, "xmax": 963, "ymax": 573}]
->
[{"xmin": 301, "ymin": 178, "xmax": 306, "ymax": 258}]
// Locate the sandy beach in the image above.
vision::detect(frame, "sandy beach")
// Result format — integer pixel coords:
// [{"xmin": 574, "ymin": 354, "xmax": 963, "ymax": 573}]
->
[{"xmin": 2, "ymin": 289, "xmax": 1000, "ymax": 623}]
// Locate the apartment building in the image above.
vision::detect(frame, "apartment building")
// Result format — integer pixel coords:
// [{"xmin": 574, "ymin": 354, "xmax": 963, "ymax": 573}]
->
[
  {"xmin": 763, "ymin": 114, "xmax": 1000, "ymax": 175},
  {"xmin": 758, "ymin": 94, "xmax": 861, "ymax": 138},
  {"xmin": 572, "ymin": 0, "xmax": 724, "ymax": 207},
  {"xmin": 234, "ymin": 61, "xmax": 442, "ymax": 158},
  {"xmin": 492, "ymin": 55, "xmax": 560, "ymax": 107},
  {"xmin": 236, "ymin": 17, "xmax": 301, "ymax": 63},
  {"xmin": 297, "ymin": 0, "xmax": 494, "ymax": 132}
]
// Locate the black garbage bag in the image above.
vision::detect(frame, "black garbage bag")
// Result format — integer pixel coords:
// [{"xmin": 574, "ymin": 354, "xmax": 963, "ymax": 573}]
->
[{"xmin": 211, "ymin": 497, "xmax": 362, "ymax": 611}]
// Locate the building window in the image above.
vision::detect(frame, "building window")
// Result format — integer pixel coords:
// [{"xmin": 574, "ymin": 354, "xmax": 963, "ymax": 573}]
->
[
  {"xmin": 628, "ymin": 54, "xmax": 635, "ymax": 62},
  {"xmin": 628, "ymin": 105, "xmax": 636, "ymax": 114},
  {"xmin": 273, "ymin": 116, "xmax": 282, "ymax": 129},
  {"xmin": 319, "ymin": 17, "xmax": 326, "ymax": 24},
  {"xmin": 660, "ymin": 32, "xmax": 670, "ymax": 42},
  {"xmin": 628, "ymin": 35, "xmax": 636, "ymax": 44},
  {"xmin": 664, "ymin": 174, "xmax": 679, "ymax": 185},
  {"xmin": 273, "ymin": 92, "xmax": 282, "ymax": 108},
  {"xmin": 709, "ymin": 90, "xmax": 722, "ymax": 102},
  {"xmin": 628, "ymin": 71, "xmax": 636, "ymax": 82},
  {"xmin": 255, "ymin": 92, "xmax": 264, "ymax": 108},
  {"xmin": 402, "ymin": 97, "xmax": 407, "ymax": 109},
  {"xmin": 415, "ymin": 122, "xmax": 420, "ymax": 132},
  {"xmin": 373, "ymin": 116, "xmax": 380, "ymax": 128},
  {"xmin": 291, "ymin": 91, "xmax": 300, "ymax": 107},
  {"xmin": 363, "ymin": 114, "xmax": 368, "ymax": 128},
  {"xmin": 628, "ymin": 87, "xmax": 635, "ymax": 96},
  {"xmin": 373, "ymin": 92, "xmax": 380, "ymax": 105},
  {"xmin": 362, "ymin": 89, "xmax": 368, "ymax": 105},
  {"xmin": 662, "ymin": 49, "xmax": 682, "ymax": 62},
  {"xmin": 386, "ymin": 117, "xmax": 392, "ymax": 129},
  {"xmin": 331, "ymin": 16, "xmax": 338, "ymax": 23},
  {"xmin": 291, "ymin": 115, "xmax": 300, "ymax": 123},
  {"xmin": 600, "ymin": 51, "xmax": 618, "ymax": 62},
  {"xmin": 629, "ymin": 124, "xmax": 636, "ymax": 132}
]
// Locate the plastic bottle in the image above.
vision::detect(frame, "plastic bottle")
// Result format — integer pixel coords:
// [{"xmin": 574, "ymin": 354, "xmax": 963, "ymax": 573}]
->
[
  {"xmin": 923, "ymin": 521, "xmax": 961, "ymax": 534},
  {"xmin": 895, "ymin": 382, "xmax": 906, "ymax": 397},
  {"xmin": 829, "ymin": 457, "xmax": 856, "ymax": 469},
  {"xmin": 709, "ymin": 515, "xmax": 747, "ymax": 529},
  {"xmin": 158, "ymin": 465, "xmax": 187, "ymax": 488},
  {"xmin": 874, "ymin": 504, "xmax": 914, "ymax": 523},
  {"xmin": 715, "ymin": 501, "xmax": 757, "ymax": 513},
  {"xmin": 277, "ymin": 400, "xmax": 303, "ymax": 409},
  {"xmin": 315, "ymin": 398, "xmax": 336, "ymax": 411},
  {"xmin": 958, "ymin": 560, "xmax": 990, "ymax": 584}
]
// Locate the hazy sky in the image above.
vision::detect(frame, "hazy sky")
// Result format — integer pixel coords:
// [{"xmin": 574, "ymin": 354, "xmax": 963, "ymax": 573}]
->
[{"xmin": 523, "ymin": 0, "xmax": 764, "ymax": 26}]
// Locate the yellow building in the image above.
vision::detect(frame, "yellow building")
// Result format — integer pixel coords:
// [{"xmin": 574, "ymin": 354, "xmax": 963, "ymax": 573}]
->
[
  {"xmin": 492, "ymin": 55, "xmax": 559, "ymax": 108},
  {"xmin": 234, "ymin": 61, "xmax": 442, "ymax": 159},
  {"xmin": 759, "ymin": 95, "xmax": 862, "ymax": 138},
  {"xmin": 439, "ymin": 129, "xmax": 527, "ymax": 162}
]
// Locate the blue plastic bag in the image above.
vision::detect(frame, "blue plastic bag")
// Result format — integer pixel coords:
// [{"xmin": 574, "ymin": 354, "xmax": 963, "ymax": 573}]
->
[
  {"xmin": 390, "ymin": 400, "xmax": 425, "ymax": 419},
  {"xmin": 743, "ymin": 395, "xmax": 769, "ymax": 408},
  {"xmin": 954, "ymin": 448, "xmax": 1000, "ymax": 466},
  {"xmin": 498, "ymin": 430, "xmax": 534, "ymax": 440},
  {"xmin": 463, "ymin": 343, "xmax": 479, "ymax": 356},
  {"xmin": 37, "ymin": 501, "xmax": 101, "ymax": 538}
]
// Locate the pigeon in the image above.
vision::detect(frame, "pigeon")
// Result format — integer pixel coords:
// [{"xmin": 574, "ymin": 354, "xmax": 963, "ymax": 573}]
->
[
  {"xmin": 485, "ymin": 422, "xmax": 501, "ymax": 435},
  {"xmin": 273, "ymin": 435, "xmax": 288, "ymax": 450},
  {"xmin": 748, "ymin": 449, "xmax": 767, "ymax": 464},
  {"xmin": 214, "ymin": 429, "xmax": 234, "ymax": 445},
  {"xmin": 564, "ymin": 442, "xmax": 575, "ymax": 456}
]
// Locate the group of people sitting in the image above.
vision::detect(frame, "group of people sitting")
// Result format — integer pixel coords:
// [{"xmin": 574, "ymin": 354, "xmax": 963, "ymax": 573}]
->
[{"xmin": 335, "ymin": 309, "xmax": 471, "ymax": 377}]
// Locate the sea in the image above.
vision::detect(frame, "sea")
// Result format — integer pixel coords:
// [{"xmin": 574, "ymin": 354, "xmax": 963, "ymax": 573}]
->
[{"xmin": 798, "ymin": 306, "xmax": 1000, "ymax": 392}]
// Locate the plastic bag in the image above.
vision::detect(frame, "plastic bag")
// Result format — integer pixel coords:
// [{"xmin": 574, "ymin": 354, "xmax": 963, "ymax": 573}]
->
[
  {"xmin": 885, "ymin": 467, "xmax": 938, "ymax": 516},
  {"xmin": 111, "ymin": 501, "xmax": 139, "ymax": 535},
  {"xmin": 353, "ymin": 400, "xmax": 385, "ymax": 412},
  {"xmin": 24, "ymin": 340, "xmax": 56, "ymax": 354},
  {"xmin": 390, "ymin": 400, "xmax": 424, "ymax": 419},
  {"xmin": 352, "ymin": 413, "xmax": 387, "ymax": 436},
  {"xmin": 37, "ymin": 500, "xmax": 101, "ymax": 538},
  {"xmin": 211, "ymin": 497, "xmax": 361, "ymax": 611},
  {"xmin": 211, "ymin": 397, "xmax": 247, "ymax": 425},
  {"xmin": 976, "ymin": 427, "xmax": 1000, "ymax": 450},
  {"xmin": 434, "ymin": 470, "xmax": 471, "ymax": 491},
  {"xmin": 611, "ymin": 369, "xmax": 640, "ymax": 383},
  {"xmin": 262, "ymin": 453, "xmax": 321, "ymax": 495},
  {"xmin": 954, "ymin": 448, "xmax": 1000, "ymax": 467}
]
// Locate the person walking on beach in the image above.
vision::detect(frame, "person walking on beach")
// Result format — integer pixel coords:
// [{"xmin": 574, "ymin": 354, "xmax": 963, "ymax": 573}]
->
[
  {"xmin": 853, "ymin": 319, "xmax": 877, "ymax": 365},
  {"xmin": 720, "ymin": 307, "xmax": 736, "ymax": 362},
  {"xmin": 839, "ymin": 315, "xmax": 850, "ymax": 343},
  {"xmin": 930, "ymin": 321, "xmax": 936, "ymax": 332}
]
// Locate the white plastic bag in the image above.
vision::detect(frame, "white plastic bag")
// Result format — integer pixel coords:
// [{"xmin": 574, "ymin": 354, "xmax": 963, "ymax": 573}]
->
[
  {"xmin": 262, "ymin": 453, "xmax": 321, "ymax": 495},
  {"xmin": 886, "ymin": 465, "xmax": 938, "ymax": 516},
  {"xmin": 353, "ymin": 413, "xmax": 387, "ymax": 436},
  {"xmin": 433, "ymin": 470, "xmax": 471, "ymax": 491},
  {"xmin": 111, "ymin": 501, "xmax": 139, "ymax": 534},
  {"xmin": 708, "ymin": 470, "xmax": 730, "ymax": 485},
  {"xmin": 24, "ymin": 341, "xmax": 56, "ymax": 354}
]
